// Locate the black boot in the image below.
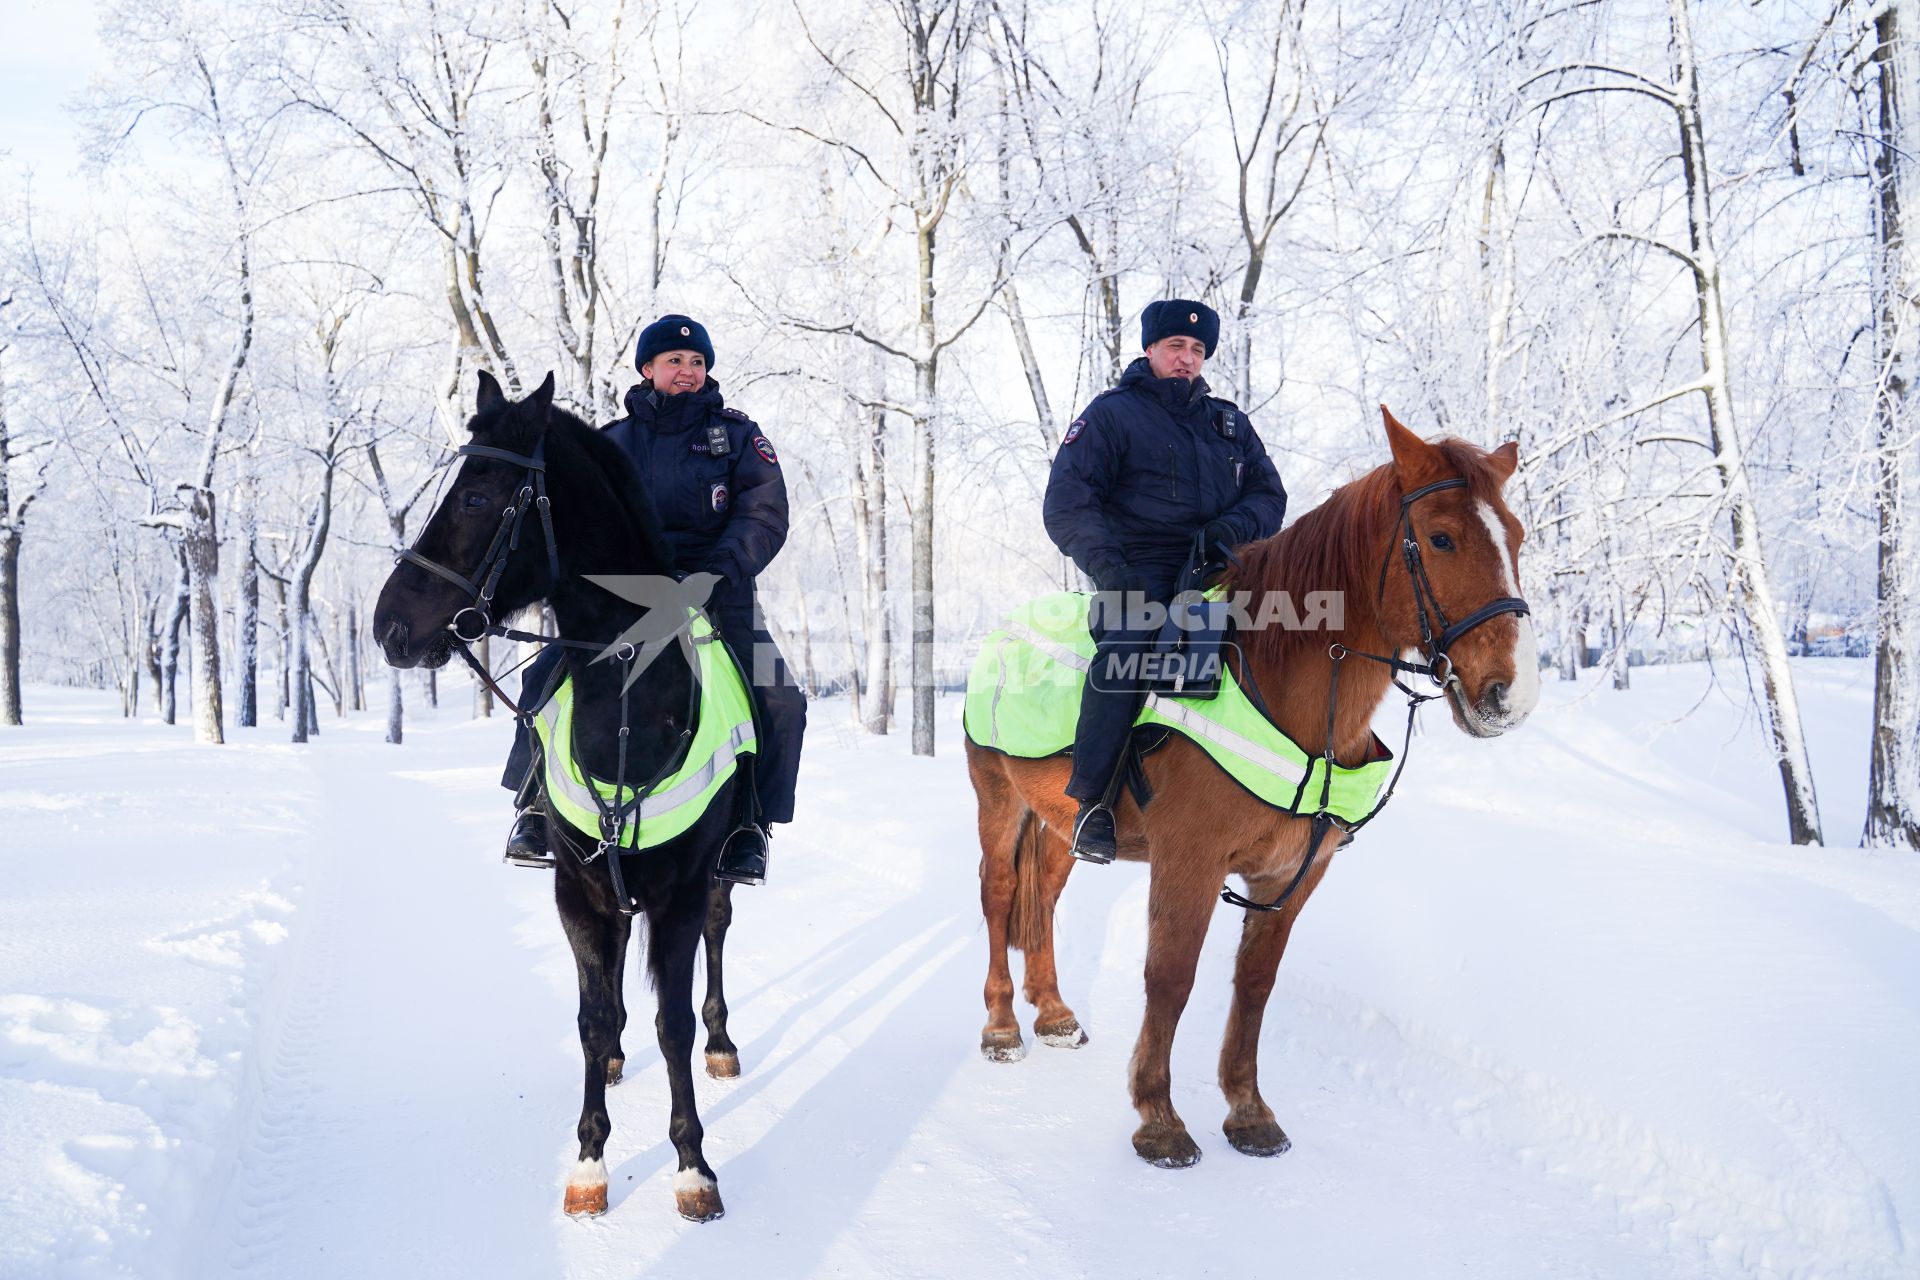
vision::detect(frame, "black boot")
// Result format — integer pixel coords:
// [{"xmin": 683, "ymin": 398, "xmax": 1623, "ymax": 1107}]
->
[
  {"xmin": 1069, "ymin": 800, "xmax": 1117, "ymax": 864},
  {"xmin": 715, "ymin": 824, "xmax": 770, "ymax": 887},
  {"xmin": 502, "ymin": 806, "xmax": 554, "ymax": 869}
]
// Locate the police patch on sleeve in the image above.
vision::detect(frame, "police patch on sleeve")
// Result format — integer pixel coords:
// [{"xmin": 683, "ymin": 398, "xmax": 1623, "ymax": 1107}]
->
[
  {"xmin": 1063, "ymin": 418, "xmax": 1086, "ymax": 444},
  {"xmin": 752, "ymin": 435, "xmax": 779, "ymax": 465},
  {"xmin": 710, "ymin": 482, "xmax": 730, "ymax": 513}
]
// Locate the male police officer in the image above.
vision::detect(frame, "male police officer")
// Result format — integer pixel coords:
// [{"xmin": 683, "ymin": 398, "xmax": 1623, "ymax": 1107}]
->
[{"xmin": 1042, "ymin": 300, "xmax": 1288, "ymax": 863}]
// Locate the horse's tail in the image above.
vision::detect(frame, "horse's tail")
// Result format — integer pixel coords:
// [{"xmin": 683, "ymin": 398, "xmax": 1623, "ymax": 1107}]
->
[{"xmin": 1008, "ymin": 809, "xmax": 1050, "ymax": 954}]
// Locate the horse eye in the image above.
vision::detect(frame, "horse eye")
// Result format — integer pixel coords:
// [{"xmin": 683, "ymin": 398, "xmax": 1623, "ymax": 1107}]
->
[
  {"xmin": 1429, "ymin": 532, "xmax": 1455, "ymax": 552},
  {"xmin": 464, "ymin": 493, "xmax": 489, "ymax": 510}
]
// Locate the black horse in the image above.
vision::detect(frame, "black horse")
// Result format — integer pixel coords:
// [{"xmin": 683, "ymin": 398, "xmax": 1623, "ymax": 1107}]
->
[{"xmin": 373, "ymin": 370, "xmax": 741, "ymax": 1222}]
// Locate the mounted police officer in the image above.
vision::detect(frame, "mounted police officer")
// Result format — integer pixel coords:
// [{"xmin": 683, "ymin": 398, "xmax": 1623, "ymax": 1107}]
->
[
  {"xmin": 1042, "ymin": 300, "xmax": 1288, "ymax": 863},
  {"xmin": 500, "ymin": 314, "xmax": 808, "ymax": 886}
]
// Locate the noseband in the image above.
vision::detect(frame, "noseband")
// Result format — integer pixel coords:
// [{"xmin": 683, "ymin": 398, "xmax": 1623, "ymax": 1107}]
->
[{"xmin": 396, "ymin": 438, "xmax": 560, "ymax": 642}]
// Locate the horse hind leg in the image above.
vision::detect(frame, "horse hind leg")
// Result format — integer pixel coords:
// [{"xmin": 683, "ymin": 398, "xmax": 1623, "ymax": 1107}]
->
[
  {"xmin": 1017, "ymin": 819, "xmax": 1086, "ymax": 1049},
  {"xmin": 976, "ymin": 772, "xmax": 1028, "ymax": 1062},
  {"xmin": 701, "ymin": 879, "xmax": 740, "ymax": 1079}
]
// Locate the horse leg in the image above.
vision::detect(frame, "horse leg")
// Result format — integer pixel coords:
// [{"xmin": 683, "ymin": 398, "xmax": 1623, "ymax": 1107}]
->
[
  {"xmin": 1022, "ymin": 823, "xmax": 1086, "ymax": 1048},
  {"xmin": 977, "ymin": 794, "xmax": 1029, "ymax": 1063},
  {"xmin": 701, "ymin": 879, "xmax": 740, "ymax": 1079},
  {"xmin": 556, "ymin": 873, "xmax": 623, "ymax": 1216},
  {"xmin": 606, "ymin": 913, "xmax": 633, "ymax": 1085},
  {"xmin": 649, "ymin": 878, "xmax": 725, "ymax": 1222},
  {"xmin": 1218, "ymin": 858, "xmax": 1329, "ymax": 1157},
  {"xmin": 1127, "ymin": 863, "xmax": 1218, "ymax": 1168}
]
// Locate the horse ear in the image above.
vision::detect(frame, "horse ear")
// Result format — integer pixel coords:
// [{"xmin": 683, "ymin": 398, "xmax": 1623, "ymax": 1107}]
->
[
  {"xmin": 476, "ymin": 369, "xmax": 505, "ymax": 415},
  {"xmin": 1381, "ymin": 405, "xmax": 1435, "ymax": 478},
  {"xmin": 533, "ymin": 371, "xmax": 556, "ymax": 418},
  {"xmin": 1487, "ymin": 439, "xmax": 1520, "ymax": 486}
]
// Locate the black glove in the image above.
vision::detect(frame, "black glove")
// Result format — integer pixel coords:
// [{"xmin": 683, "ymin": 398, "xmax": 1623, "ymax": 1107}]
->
[{"xmin": 1200, "ymin": 518, "xmax": 1239, "ymax": 558}]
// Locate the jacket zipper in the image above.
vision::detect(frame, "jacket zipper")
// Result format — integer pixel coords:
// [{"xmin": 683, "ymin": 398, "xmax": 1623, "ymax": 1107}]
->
[{"xmin": 1168, "ymin": 444, "xmax": 1178, "ymax": 500}]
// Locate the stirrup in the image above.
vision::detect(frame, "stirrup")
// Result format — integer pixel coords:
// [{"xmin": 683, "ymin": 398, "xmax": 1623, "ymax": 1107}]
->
[
  {"xmin": 502, "ymin": 808, "xmax": 555, "ymax": 870},
  {"xmin": 1069, "ymin": 802, "xmax": 1117, "ymax": 865},
  {"xmin": 714, "ymin": 823, "xmax": 770, "ymax": 887}
]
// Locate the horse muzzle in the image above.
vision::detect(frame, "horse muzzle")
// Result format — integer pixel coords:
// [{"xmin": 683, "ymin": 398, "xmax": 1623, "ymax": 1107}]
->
[{"xmin": 378, "ymin": 617, "xmax": 453, "ymax": 671}]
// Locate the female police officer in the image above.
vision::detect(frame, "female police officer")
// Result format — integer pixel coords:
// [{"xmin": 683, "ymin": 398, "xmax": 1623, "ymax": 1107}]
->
[{"xmin": 499, "ymin": 314, "xmax": 807, "ymax": 886}]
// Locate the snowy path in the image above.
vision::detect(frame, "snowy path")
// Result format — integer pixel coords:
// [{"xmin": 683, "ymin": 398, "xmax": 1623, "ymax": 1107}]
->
[{"xmin": 3, "ymin": 660, "xmax": 1916, "ymax": 1278}]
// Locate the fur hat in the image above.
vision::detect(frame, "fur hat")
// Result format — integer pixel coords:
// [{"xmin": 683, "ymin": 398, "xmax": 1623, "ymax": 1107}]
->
[
  {"xmin": 635, "ymin": 314, "xmax": 715, "ymax": 372},
  {"xmin": 1140, "ymin": 299, "xmax": 1220, "ymax": 356}
]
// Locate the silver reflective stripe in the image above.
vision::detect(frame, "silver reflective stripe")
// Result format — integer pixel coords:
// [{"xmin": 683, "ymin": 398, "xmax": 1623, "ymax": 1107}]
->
[
  {"xmin": 1006, "ymin": 623, "xmax": 1090, "ymax": 672},
  {"xmin": 987, "ymin": 650, "xmax": 1007, "ymax": 748},
  {"xmin": 1143, "ymin": 693, "xmax": 1308, "ymax": 786},
  {"xmin": 629, "ymin": 719, "xmax": 756, "ymax": 827}
]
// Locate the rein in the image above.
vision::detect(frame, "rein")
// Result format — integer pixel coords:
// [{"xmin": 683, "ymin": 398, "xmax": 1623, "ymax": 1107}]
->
[{"xmin": 1220, "ymin": 476, "xmax": 1530, "ymax": 913}]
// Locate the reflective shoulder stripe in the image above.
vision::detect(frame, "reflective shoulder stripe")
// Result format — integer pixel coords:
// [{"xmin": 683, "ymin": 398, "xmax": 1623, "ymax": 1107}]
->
[{"xmin": 1140, "ymin": 693, "xmax": 1309, "ymax": 787}]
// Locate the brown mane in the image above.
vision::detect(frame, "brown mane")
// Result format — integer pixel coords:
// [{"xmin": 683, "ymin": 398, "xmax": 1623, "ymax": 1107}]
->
[{"xmin": 1230, "ymin": 436, "xmax": 1513, "ymax": 671}]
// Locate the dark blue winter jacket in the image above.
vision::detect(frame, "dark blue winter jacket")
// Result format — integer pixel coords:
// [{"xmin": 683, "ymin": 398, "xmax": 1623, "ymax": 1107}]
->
[
  {"xmin": 602, "ymin": 378, "xmax": 788, "ymax": 615},
  {"xmin": 1043, "ymin": 358, "xmax": 1288, "ymax": 587}
]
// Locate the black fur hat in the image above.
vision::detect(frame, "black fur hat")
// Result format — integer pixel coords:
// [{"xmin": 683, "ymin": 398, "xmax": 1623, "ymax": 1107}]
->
[{"xmin": 1140, "ymin": 299, "xmax": 1220, "ymax": 355}]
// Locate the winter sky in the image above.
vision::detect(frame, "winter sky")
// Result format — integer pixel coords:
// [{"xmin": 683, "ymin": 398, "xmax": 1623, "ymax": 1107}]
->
[{"xmin": 2, "ymin": 0, "xmax": 105, "ymax": 211}]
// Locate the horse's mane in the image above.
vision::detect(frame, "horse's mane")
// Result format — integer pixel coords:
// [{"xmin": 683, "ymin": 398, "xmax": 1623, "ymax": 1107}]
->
[
  {"xmin": 1231, "ymin": 437, "xmax": 1510, "ymax": 668},
  {"xmin": 476, "ymin": 394, "xmax": 678, "ymax": 574}
]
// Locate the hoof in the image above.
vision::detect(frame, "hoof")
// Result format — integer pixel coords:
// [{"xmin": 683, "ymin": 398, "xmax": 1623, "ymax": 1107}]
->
[
  {"xmin": 564, "ymin": 1157, "xmax": 609, "ymax": 1216},
  {"xmin": 705, "ymin": 1051, "xmax": 740, "ymax": 1080},
  {"xmin": 674, "ymin": 1169, "xmax": 725, "ymax": 1223},
  {"xmin": 1132, "ymin": 1123, "xmax": 1202, "ymax": 1169},
  {"xmin": 980, "ymin": 1028, "xmax": 1026, "ymax": 1063},
  {"xmin": 606, "ymin": 1057, "xmax": 624, "ymax": 1086},
  {"xmin": 1225, "ymin": 1120, "xmax": 1292, "ymax": 1157},
  {"xmin": 1034, "ymin": 1015, "xmax": 1087, "ymax": 1049}
]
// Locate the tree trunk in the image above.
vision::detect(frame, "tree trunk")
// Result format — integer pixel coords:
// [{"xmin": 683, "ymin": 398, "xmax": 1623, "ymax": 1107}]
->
[
  {"xmin": 237, "ymin": 488, "xmax": 259, "ymax": 728},
  {"xmin": 293, "ymin": 588, "xmax": 314, "ymax": 744},
  {"xmin": 473, "ymin": 634, "xmax": 493, "ymax": 718},
  {"xmin": 161, "ymin": 550, "xmax": 189, "ymax": 726},
  {"xmin": 1865, "ymin": 0, "xmax": 1920, "ymax": 850},
  {"xmin": 387, "ymin": 662, "xmax": 404, "ymax": 745},
  {"xmin": 1671, "ymin": 0, "xmax": 1821, "ymax": 844},
  {"xmin": 272, "ymin": 576, "xmax": 289, "ymax": 721},
  {"xmin": 347, "ymin": 600, "xmax": 364, "ymax": 712},
  {"xmin": 183, "ymin": 488, "xmax": 224, "ymax": 744},
  {"xmin": 0, "ymin": 340, "xmax": 23, "ymax": 727},
  {"xmin": 0, "ymin": 525, "xmax": 19, "ymax": 727},
  {"xmin": 858, "ymin": 397, "xmax": 892, "ymax": 735}
]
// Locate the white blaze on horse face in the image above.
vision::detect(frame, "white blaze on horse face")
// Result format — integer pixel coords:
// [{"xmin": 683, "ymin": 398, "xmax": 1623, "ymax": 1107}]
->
[{"xmin": 1476, "ymin": 499, "xmax": 1541, "ymax": 722}]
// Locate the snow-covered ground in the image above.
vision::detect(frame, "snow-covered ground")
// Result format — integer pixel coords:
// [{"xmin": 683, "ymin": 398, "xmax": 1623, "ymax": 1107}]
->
[{"xmin": 1, "ymin": 658, "xmax": 1913, "ymax": 1279}]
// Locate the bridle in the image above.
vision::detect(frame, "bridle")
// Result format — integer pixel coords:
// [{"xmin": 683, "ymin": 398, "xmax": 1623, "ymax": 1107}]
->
[
  {"xmin": 396, "ymin": 438, "xmax": 559, "ymax": 645},
  {"xmin": 391, "ymin": 430, "xmax": 704, "ymax": 917},
  {"xmin": 1219, "ymin": 475, "xmax": 1531, "ymax": 913},
  {"xmin": 1374, "ymin": 477, "xmax": 1532, "ymax": 688}
]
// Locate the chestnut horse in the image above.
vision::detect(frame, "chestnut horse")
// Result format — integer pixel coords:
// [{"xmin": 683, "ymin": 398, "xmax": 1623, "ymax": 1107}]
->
[{"xmin": 967, "ymin": 409, "xmax": 1540, "ymax": 1167}]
